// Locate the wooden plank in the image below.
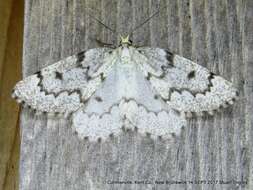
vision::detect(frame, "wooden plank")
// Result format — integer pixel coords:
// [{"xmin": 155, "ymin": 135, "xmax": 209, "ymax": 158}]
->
[
  {"xmin": 0, "ymin": 0, "xmax": 23, "ymax": 189},
  {"xmin": 0, "ymin": 0, "xmax": 12, "ymax": 80},
  {"xmin": 20, "ymin": 0, "xmax": 252, "ymax": 189},
  {"xmin": 243, "ymin": 0, "xmax": 253, "ymax": 188}
]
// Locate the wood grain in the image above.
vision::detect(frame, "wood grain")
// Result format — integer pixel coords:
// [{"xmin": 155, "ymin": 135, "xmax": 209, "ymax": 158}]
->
[
  {"xmin": 20, "ymin": 0, "xmax": 253, "ymax": 189},
  {"xmin": 0, "ymin": 0, "xmax": 23, "ymax": 189}
]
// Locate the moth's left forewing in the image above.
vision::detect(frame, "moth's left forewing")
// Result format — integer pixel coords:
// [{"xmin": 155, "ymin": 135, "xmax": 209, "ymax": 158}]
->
[
  {"xmin": 12, "ymin": 48, "xmax": 115, "ymax": 115},
  {"xmin": 136, "ymin": 47, "xmax": 239, "ymax": 117}
]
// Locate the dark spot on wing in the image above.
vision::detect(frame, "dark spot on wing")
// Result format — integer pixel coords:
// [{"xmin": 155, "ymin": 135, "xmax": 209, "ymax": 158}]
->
[
  {"xmin": 160, "ymin": 65, "xmax": 166, "ymax": 71},
  {"xmin": 202, "ymin": 72, "xmax": 216, "ymax": 95},
  {"xmin": 95, "ymin": 96, "xmax": 103, "ymax": 102},
  {"xmin": 34, "ymin": 71, "xmax": 41, "ymax": 75},
  {"xmin": 54, "ymin": 112, "xmax": 60, "ymax": 116},
  {"xmin": 209, "ymin": 72, "xmax": 216, "ymax": 79},
  {"xmin": 154, "ymin": 95, "xmax": 159, "ymax": 99},
  {"xmin": 165, "ymin": 50, "xmax": 174, "ymax": 64},
  {"xmin": 145, "ymin": 73, "xmax": 152, "ymax": 81},
  {"xmin": 87, "ymin": 76, "xmax": 91, "ymax": 81},
  {"xmin": 55, "ymin": 71, "xmax": 63, "ymax": 80},
  {"xmin": 121, "ymin": 125, "xmax": 126, "ymax": 131},
  {"xmin": 74, "ymin": 89, "xmax": 84, "ymax": 103},
  {"xmin": 100, "ymin": 73, "xmax": 105, "ymax": 81},
  {"xmin": 161, "ymin": 64, "xmax": 173, "ymax": 72},
  {"xmin": 187, "ymin": 70, "xmax": 195, "ymax": 79},
  {"xmin": 146, "ymin": 132, "xmax": 151, "ymax": 137},
  {"xmin": 77, "ymin": 51, "xmax": 85, "ymax": 63}
]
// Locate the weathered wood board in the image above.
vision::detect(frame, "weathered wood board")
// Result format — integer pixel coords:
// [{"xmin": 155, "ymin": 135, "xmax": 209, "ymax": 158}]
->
[
  {"xmin": 20, "ymin": 0, "xmax": 253, "ymax": 189},
  {"xmin": 0, "ymin": 0, "xmax": 23, "ymax": 190}
]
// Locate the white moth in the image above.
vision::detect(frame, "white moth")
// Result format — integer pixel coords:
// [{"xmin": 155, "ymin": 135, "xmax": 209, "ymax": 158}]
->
[{"xmin": 12, "ymin": 35, "xmax": 238, "ymax": 141}]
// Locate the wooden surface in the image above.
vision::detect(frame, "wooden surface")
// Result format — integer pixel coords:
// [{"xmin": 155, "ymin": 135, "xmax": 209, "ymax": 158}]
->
[
  {"xmin": 20, "ymin": 0, "xmax": 252, "ymax": 189},
  {"xmin": 0, "ymin": 0, "xmax": 23, "ymax": 189}
]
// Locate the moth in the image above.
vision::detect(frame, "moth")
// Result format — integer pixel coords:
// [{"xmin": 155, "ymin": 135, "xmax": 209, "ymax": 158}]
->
[{"xmin": 12, "ymin": 9, "xmax": 239, "ymax": 141}]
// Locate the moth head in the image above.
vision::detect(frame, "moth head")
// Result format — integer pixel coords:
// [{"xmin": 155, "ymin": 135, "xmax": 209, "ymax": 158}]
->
[{"xmin": 119, "ymin": 35, "xmax": 132, "ymax": 46}]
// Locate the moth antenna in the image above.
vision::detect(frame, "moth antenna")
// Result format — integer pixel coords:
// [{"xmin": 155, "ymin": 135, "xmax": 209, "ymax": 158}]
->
[
  {"xmin": 129, "ymin": 2, "xmax": 167, "ymax": 35},
  {"xmin": 84, "ymin": 7, "xmax": 118, "ymax": 37},
  {"xmin": 94, "ymin": 38, "xmax": 115, "ymax": 48}
]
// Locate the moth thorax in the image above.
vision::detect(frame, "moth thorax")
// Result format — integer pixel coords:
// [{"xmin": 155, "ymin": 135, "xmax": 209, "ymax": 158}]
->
[{"xmin": 121, "ymin": 47, "xmax": 131, "ymax": 63}]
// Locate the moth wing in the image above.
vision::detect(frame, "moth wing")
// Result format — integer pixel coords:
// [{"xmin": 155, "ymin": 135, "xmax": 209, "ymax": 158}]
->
[
  {"xmin": 12, "ymin": 48, "xmax": 115, "ymax": 114},
  {"xmin": 136, "ymin": 47, "xmax": 239, "ymax": 116}
]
